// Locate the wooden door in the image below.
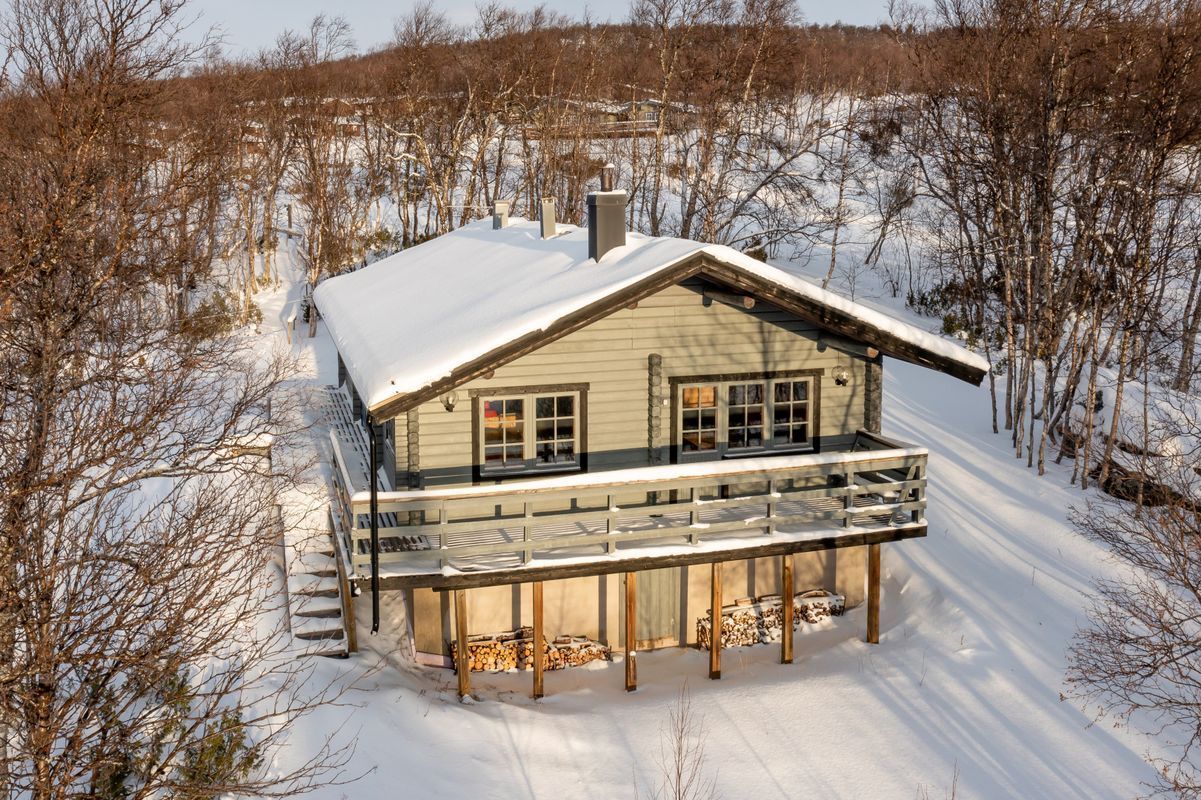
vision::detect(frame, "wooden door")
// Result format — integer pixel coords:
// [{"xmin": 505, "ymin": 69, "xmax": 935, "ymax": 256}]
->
[{"xmin": 637, "ymin": 567, "xmax": 681, "ymax": 649}]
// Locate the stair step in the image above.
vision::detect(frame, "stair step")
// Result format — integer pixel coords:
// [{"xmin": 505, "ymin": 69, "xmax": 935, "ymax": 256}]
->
[
  {"xmin": 291, "ymin": 595, "xmax": 343, "ymax": 615},
  {"xmin": 289, "ymin": 573, "xmax": 338, "ymax": 597},
  {"xmin": 294, "ymin": 627, "xmax": 345, "ymax": 641},
  {"xmin": 297, "ymin": 608, "xmax": 341, "ymax": 619},
  {"xmin": 290, "ymin": 552, "xmax": 336, "ymax": 574}
]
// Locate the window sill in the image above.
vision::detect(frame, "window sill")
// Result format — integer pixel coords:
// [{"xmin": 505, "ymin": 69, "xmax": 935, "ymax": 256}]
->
[
  {"xmin": 724, "ymin": 445, "xmax": 815, "ymax": 459},
  {"xmin": 478, "ymin": 464, "xmax": 582, "ymax": 482}
]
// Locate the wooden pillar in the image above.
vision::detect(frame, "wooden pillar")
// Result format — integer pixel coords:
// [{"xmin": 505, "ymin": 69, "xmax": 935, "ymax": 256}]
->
[
  {"xmin": 864, "ymin": 355, "xmax": 883, "ymax": 433},
  {"xmin": 709, "ymin": 561, "xmax": 722, "ymax": 680},
  {"xmin": 454, "ymin": 589, "xmax": 470, "ymax": 699},
  {"xmin": 532, "ymin": 581, "xmax": 545, "ymax": 699},
  {"xmin": 781, "ymin": 554, "xmax": 794, "ymax": 664},
  {"xmin": 625, "ymin": 572, "xmax": 637, "ymax": 692},
  {"xmin": 867, "ymin": 544, "xmax": 881, "ymax": 644}
]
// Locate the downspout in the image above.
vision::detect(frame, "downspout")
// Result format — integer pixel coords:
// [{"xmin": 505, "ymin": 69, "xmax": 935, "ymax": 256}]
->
[{"xmin": 369, "ymin": 420, "xmax": 380, "ymax": 634}]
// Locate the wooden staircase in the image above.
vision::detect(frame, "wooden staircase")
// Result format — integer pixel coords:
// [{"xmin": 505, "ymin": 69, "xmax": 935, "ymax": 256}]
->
[
  {"xmin": 284, "ymin": 521, "xmax": 356, "ymax": 657},
  {"xmin": 273, "ymin": 386, "xmax": 364, "ymax": 658}
]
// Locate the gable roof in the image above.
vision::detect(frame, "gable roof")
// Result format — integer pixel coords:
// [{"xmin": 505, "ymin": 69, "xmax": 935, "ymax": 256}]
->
[{"xmin": 314, "ymin": 219, "xmax": 989, "ymax": 422}]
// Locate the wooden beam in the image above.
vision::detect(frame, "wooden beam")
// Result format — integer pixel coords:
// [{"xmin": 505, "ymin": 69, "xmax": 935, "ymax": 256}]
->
[
  {"xmin": 454, "ymin": 589, "xmax": 470, "ymax": 699},
  {"xmin": 864, "ymin": 357, "xmax": 883, "ymax": 434},
  {"xmin": 781, "ymin": 554, "xmax": 794, "ymax": 665},
  {"xmin": 703, "ymin": 288, "xmax": 755, "ymax": 309},
  {"xmin": 867, "ymin": 544, "xmax": 881, "ymax": 644},
  {"xmin": 709, "ymin": 562, "xmax": 722, "ymax": 680},
  {"xmin": 818, "ymin": 334, "xmax": 880, "ymax": 361},
  {"xmin": 379, "ymin": 525, "xmax": 927, "ymax": 592},
  {"xmin": 625, "ymin": 572, "xmax": 637, "ymax": 692},
  {"xmin": 532, "ymin": 581, "xmax": 544, "ymax": 699}
]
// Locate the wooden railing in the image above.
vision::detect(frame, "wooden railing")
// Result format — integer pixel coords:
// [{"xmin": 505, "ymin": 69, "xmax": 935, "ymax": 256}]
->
[{"xmin": 330, "ymin": 430, "xmax": 927, "ymax": 575}]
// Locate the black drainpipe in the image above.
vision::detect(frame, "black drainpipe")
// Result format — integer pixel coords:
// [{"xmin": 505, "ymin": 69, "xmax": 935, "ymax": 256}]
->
[{"xmin": 369, "ymin": 420, "xmax": 380, "ymax": 634}]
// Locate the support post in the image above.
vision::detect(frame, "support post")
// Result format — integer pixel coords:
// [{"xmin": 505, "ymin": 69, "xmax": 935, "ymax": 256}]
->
[
  {"xmin": 709, "ymin": 561, "xmax": 722, "ymax": 680},
  {"xmin": 455, "ymin": 589, "xmax": 470, "ymax": 699},
  {"xmin": 369, "ymin": 421, "xmax": 380, "ymax": 634},
  {"xmin": 532, "ymin": 581, "xmax": 545, "ymax": 699},
  {"xmin": 781, "ymin": 554, "xmax": 794, "ymax": 664},
  {"xmin": 625, "ymin": 572, "xmax": 637, "ymax": 692},
  {"xmin": 523, "ymin": 501, "xmax": 533, "ymax": 564},
  {"xmin": 867, "ymin": 543, "xmax": 881, "ymax": 644}
]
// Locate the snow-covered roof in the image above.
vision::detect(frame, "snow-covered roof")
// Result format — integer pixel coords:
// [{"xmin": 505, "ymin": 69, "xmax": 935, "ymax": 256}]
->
[{"xmin": 314, "ymin": 218, "xmax": 989, "ymax": 416}]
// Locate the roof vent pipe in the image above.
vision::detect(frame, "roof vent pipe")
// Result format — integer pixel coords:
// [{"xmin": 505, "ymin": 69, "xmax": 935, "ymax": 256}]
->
[
  {"xmin": 492, "ymin": 200, "xmax": 510, "ymax": 229},
  {"xmin": 587, "ymin": 166, "xmax": 626, "ymax": 262},
  {"xmin": 539, "ymin": 198, "xmax": 556, "ymax": 238}
]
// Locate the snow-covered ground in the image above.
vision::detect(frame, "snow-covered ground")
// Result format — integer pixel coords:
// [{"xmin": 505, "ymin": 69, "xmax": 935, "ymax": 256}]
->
[{"xmin": 254, "ymin": 239, "xmax": 1163, "ymax": 799}]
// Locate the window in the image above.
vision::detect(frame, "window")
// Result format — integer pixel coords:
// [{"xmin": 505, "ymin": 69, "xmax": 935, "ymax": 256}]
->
[
  {"xmin": 675, "ymin": 374, "xmax": 817, "ymax": 460},
  {"xmin": 727, "ymin": 382, "xmax": 765, "ymax": 449},
  {"xmin": 680, "ymin": 385, "xmax": 717, "ymax": 452},
  {"xmin": 773, "ymin": 380, "xmax": 810, "ymax": 446},
  {"xmin": 477, "ymin": 388, "xmax": 584, "ymax": 476},
  {"xmin": 535, "ymin": 395, "xmax": 576, "ymax": 465}
]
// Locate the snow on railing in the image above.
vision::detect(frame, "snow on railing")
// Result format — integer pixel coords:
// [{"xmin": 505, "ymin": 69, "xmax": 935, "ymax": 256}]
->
[{"xmin": 329, "ymin": 430, "xmax": 928, "ymax": 576}]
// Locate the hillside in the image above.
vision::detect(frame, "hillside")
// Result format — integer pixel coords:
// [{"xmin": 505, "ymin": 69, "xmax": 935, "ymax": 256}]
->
[{"xmin": 255, "ymin": 247, "xmax": 1163, "ymax": 799}]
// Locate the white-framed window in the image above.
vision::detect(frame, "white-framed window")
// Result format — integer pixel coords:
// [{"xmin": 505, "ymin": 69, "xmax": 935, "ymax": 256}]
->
[
  {"xmin": 675, "ymin": 374, "xmax": 818, "ymax": 460},
  {"xmin": 476, "ymin": 388, "xmax": 584, "ymax": 476}
]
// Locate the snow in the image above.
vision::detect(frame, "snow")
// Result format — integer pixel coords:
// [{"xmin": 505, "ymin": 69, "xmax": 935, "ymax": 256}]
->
[
  {"xmin": 258, "ymin": 230, "xmax": 1162, "ymax": 798},
  {"xmin": 313, "ymin": 219, "xmax": 989, "ymax": 411},
  {"xmin": 268, "ymin": 357, "xmax": 1160, "ymax": 798}
]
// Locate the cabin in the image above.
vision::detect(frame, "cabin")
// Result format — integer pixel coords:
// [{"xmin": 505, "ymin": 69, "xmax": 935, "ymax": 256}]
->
[{"xmin": 313, "ymin": 174, "xmax": 988, "ymax": 698}]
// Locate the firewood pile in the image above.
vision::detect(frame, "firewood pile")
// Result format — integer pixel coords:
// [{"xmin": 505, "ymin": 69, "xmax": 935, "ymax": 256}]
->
[
  {"xmin": 697, "ymin": 590, "xmax": 845, "ymax": 649},
  {"xmin": 450, "ymin": 627, "xmax": 611, "ymax": 672}
]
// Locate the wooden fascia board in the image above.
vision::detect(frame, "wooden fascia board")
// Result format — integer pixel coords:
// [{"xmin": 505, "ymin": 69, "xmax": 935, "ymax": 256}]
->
[
  {"xmin": 367, "ymin": 255, "xmax": 708, "ymax": 423},
  {"xmin": 695, "ymin": 257, "xmax": 987, "ymax": 386},
  {"xmin": 371, "ymin": 524, "xmax": 926, "ymax": 591}
]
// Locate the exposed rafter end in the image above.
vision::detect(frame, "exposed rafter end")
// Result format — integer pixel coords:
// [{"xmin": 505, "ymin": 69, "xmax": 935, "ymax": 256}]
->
[{"xmin": 703, "ymin": 288, "xmax": 755, "ymax": 309}]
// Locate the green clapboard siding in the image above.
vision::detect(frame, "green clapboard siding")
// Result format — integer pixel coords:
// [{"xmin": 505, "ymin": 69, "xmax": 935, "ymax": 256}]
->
[{"xmin": 401, "ymin": 279, "xmax": 871, "ymax": 488}]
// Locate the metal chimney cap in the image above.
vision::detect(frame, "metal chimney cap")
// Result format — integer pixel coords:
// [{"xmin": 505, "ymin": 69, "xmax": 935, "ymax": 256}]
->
[
  {"xmin": 539, "ymin": 197, "xmax": 557, "ymax": 239},
  {"xmin": 491, "ymin": 200, "xmax": 510, "ymax": 229},
  {"xmin": 600, "ymin": 163, "xmax": 616, "ymax": 192}
]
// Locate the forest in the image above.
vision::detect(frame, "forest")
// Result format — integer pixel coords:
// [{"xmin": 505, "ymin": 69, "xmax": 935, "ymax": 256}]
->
[{"xmin": 6, "ymin": 0, "xmax": 1201, "ymax": 796}]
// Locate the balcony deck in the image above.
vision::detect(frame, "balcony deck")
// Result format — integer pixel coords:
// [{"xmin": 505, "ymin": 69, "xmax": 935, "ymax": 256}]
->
[{"xmin": 325, "ymin": 401, "xmax": 929, "ymax": 590}]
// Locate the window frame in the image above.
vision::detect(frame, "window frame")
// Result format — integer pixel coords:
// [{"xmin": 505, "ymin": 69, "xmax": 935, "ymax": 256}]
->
[
  {"xmin": 470, "ymin": 384, "xmax": 588, "ymax": 481},
  {"xmin": 670, "ymin": 370, "xmax": 823, "ymax": 463}
]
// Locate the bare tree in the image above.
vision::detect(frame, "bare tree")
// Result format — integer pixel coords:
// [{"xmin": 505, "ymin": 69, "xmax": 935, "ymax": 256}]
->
[
  {"xmin": 637, "ymin": 686, "xmax": 717, "ymax": 800},
  {"xmin": 0, "ymin": 1, "xmax": 349, "ymax": 796},
  {"xmin": 1067, "ymin": 482, "xmax": 1201, "ymax": 798}
]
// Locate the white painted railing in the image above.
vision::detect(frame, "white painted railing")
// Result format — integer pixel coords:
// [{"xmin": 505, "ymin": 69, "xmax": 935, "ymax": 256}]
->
[{"xmin": 330, "ymin": 429, "xmax": 927, "ymax": 574}]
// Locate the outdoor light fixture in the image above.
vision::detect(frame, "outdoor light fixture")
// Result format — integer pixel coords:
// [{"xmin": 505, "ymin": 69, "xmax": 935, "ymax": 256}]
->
[
  {"xmin": 440, "ymin": 390, "xmax": 460, "ymax": 412},
  {"xmin": 833, "ymin": 367, "xmax": 851, "ymax": 386}
]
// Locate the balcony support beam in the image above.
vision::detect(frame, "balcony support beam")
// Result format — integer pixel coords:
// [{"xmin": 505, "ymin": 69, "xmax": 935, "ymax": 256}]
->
[
  {"xmin": 532, "ymin": 581, "xmax": 545, "ymax": 699},
  {"xmin": 391, "ymin": 525, "xmax": 925, "ymax": 592},
  {"xmin": 455, "ymin": 589, "xmax": 470, "ymax": 699},
  {"xmin": 866, "ymin": 543, "xmax": 881, "ymax": 644},
  {"xmin": 709, "ymin": 562, "xmax": 722, "ymax": 680},
  {"xmin": 625, "ymin": 572, "xmax": 637, "ymax": 692},
  {"xmin": 781, "ymin": 554, "xmax": 794, "ymax": 664}
]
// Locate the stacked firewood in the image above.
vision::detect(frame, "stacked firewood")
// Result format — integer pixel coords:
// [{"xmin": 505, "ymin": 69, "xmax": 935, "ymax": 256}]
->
[
  {"xmin": 451, "ymin": 627, "xmax": 611, "ymax": 672},
  {"xmin": 696, "ymin": 590, "xmax": 845, "ymax": 650}
]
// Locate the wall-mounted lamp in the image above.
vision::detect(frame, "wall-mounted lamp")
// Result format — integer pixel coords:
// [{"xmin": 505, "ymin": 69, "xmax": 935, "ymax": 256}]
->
[
  {"xmin": 440, "ymin": 390, "xmax": 460, "ymax": 412},
  {"xmin": 833, "ymin": 367, "xmax": 851, "ymax": 387}
]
